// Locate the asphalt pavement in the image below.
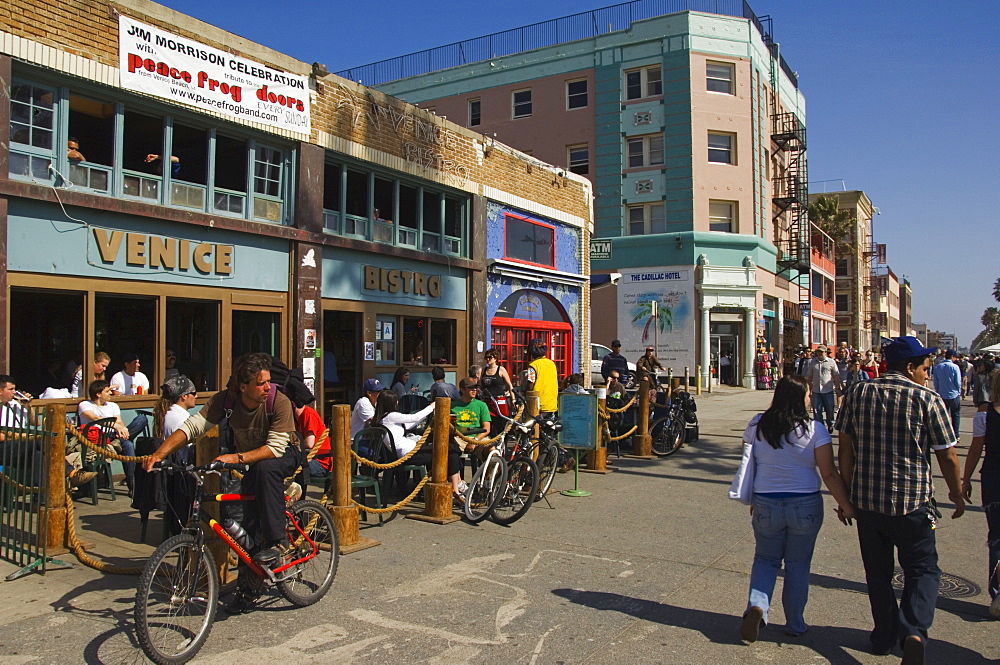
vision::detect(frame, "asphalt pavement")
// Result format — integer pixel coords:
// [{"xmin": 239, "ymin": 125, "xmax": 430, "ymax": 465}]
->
[{"xmin": 0, "ymin": 386, "xmax": 997, "ymax": 664}]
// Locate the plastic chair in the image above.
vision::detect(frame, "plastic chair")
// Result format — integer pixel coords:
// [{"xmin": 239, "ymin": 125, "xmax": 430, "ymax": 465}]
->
[
  {"xmin": 398, "ymin": 394, "xmax": 430, "ymax": 414},
  {"xmin": 351, "ymin": 426, "xmax": 390, "ymax": 526},
  {"xmin": 79, "ymin": 417, "xmax": 119, "ymax": 505}
]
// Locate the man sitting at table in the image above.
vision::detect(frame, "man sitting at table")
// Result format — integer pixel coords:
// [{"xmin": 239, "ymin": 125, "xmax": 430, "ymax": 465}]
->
[
  {"xmin": 78, "ymin": 380, "xmax": 138, "ymax": 493},
  {"xmin": 452, "ymin": 378, "xmax": 492, "ymax": 457}
]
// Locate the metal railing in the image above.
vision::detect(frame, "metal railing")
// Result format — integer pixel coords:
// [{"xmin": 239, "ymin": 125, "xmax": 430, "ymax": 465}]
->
[
  {"xmin": 335, "ymin": 0, "xmax": 797, "ymax": 89},
  {"xmin": 0, "ymin": 406, "xmax": 50, "ymax": 578}
]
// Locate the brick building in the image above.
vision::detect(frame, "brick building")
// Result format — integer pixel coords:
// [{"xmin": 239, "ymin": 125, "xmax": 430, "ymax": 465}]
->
[{"xmin": 0, "ymin": 0, "xmax": 592, "ymax": 414}]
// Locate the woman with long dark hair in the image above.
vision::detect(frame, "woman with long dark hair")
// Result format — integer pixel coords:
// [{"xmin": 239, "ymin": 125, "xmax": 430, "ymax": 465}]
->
[
  {"xmin": 390, "ymin": 367, "xmax": 416, "ymax": 398},
  {"xmin": 370, "ymin": 390, "xmax": 465, "ymax": 499},
  {"xmin": 962, "ymin": 369, "xmax": 1000, "ymax": 618},
  {"xmin": 739, "ymin": 374, "xmax": 855, "ymax": 642}
]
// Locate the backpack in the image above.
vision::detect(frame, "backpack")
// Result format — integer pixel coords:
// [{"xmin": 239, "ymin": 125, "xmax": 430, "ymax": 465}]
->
[{"xmin": 221, "ymin": 356, "xmax": 314, "ymax": 418}]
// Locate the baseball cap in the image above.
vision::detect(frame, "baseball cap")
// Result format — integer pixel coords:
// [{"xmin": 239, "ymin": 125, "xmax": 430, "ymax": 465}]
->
[
  {"xmin": 124, "ymin": 352, "xmax": 140, "ymax": 363},
  {"xmin": 945, "ymin": 349, "xmax": 958, "ymax": 358},
  {"xmin": 881, "ymin": 336, "xmax": 937, "ymax": 364},
  {"xmin": 611, "ymin": 339, "xmax": 621, "ymax": 347},
  {"xmin": 363, "ymin": 378, "xmax": 384, "ymax": 393}
]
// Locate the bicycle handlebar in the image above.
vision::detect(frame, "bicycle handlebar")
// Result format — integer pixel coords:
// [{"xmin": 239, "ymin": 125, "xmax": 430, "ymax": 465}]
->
[{"xmin": 153, "ymin": 460, "xmax": 251, "ymax": 474}]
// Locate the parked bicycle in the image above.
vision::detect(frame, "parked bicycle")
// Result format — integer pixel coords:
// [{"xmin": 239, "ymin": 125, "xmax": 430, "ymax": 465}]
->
[
  {"xmin": 134, "ymin": 460, "xmax": 338, "ymax": 665},
  {"xmin": 649, "ymin": 388, "xmax": 699, "ymax": 457}
]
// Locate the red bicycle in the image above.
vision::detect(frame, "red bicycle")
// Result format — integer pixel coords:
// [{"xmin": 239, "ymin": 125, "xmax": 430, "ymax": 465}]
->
[{"xmin": 134, "ymin": 461, "xmax": 338, "ymax": 664}]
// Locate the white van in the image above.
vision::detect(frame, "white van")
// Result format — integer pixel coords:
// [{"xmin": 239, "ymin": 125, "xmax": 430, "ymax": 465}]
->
[{"xmin": 590, "ymin": 343, "xmax": 637, "ymax": 386}]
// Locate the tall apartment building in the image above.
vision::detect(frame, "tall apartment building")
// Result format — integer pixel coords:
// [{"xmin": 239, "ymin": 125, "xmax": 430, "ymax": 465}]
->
[
  {"xmin": 811, "ymin": 190, "xmax": 875, "ymax": 351},
  {"xmin": 0, "ymin": 0, "xmax": 592, "ymax": 411},
  {"xmin": 347, "ymin": 1, "xmax": 808, "ymax": 388},
  {"xmin": 871, "ymin": 267, "xmax": 902, "ymax": 341},
  {"xmin": 899, "ymin": 279, "xmax": 913, "ymax": 336},
  {"xmin": 809, "ymin": 224, "xmax": 837, "ymax": 349}
]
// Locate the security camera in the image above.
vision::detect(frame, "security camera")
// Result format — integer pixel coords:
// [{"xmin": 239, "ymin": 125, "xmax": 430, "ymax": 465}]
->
[{"xmin": 610, "ymin": 272, "xmax": 622, "ymax": 285}]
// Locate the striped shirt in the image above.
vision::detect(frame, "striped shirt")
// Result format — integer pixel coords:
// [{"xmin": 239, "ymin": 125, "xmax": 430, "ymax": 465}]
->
[{"xmin": 835, "ymin": 370, "xmax": 957, "ymax": 516}]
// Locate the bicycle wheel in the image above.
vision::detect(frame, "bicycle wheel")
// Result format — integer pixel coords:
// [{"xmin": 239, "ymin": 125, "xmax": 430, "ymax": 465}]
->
[
  {"xmin": 278, "ymin": 499, "xmax": 339, "ymax": 607},
  {"xmin": 491, "ymin": 456, "xmax": 539, "ymax": 525},
  {"xmin": 651, "ymin": 417, "xmax": 684, "ymax": 457},
  {"xmin": 534, "ymin": 442, "xmax": 559, "ymax": 501},
  {"xmin": 464, "ymin": 454, "xmax": 507, "ymax": 523},
  {"xmin": 135, "ymin": 533, "xmax": 219, "ymax": 665}
]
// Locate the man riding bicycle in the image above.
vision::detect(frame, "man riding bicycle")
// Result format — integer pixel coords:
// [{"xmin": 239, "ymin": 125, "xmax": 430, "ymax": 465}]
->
[{"xmin": 143, "ymin": 352, "xmax": 299, "ymax": 614}]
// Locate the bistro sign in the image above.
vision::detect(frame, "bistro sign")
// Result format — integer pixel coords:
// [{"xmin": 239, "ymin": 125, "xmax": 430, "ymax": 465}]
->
[
  {"xmin": 119, "ymin": 16, "xmax": 311, "ymax": 134},
  {"xmin": 92, "ymin": 228, "xmax": 234, "ymax": 276},
  {"xmin": 363, "ymin": 266, "xmax": 442, "ymax": 298}
]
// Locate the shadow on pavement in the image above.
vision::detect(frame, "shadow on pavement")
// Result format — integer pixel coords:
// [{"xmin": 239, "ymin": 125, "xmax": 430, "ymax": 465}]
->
[{"xmin": 553, "ymin": 588, "xmax": 993, "ymax": 664}]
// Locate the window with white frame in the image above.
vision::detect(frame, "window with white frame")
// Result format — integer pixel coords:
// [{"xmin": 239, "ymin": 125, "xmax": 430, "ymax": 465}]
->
[
  {"xmin": 709, "ymin": 200, "xmax": 736, "ymax": 233},
  {"xmin": 566, "ymin": 79, "xmax": 588, "ymax": 109},
  {"xmin": 468, "ymin": 98, "xmax": 481, "ymax": 127},
  {"xmin": 567, "ymin": 144, "xmax": 589, "ymax": 175},
  {"xmin": 512, "ymin": 89, "xmax": 532, "ymax": 118},
  {"xmin": 706, "ymin": 61, "xmax": 735, "ymax": 94},
  {"xmin": 627, "ymin": 202, "xmax": 665, "ymax": 236},
  {"xmin": 9, "ymin": 77, "xmax": 293, "ymax": 224},
  {"xmin": 624, "ymin": 65, "xmax": 662, "ymax": 100},
  {"xmin": 708, "ymin": 132, "xmax": 734, "ymax": 164},
  {"xmin": 626, "ymin": 134, "xmax": 664, "ymax": 168}
]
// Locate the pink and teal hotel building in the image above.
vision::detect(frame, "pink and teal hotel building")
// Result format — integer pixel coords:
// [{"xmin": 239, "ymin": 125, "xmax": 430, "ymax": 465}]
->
[{"xmin": 344, "ymin": 0, "xmax": 814, "ymax": 388}]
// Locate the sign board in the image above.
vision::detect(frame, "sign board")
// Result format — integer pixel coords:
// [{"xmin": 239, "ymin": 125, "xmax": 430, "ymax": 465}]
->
[
  {"xmin": 589, "ymin": 239, "xmax": 612, "ymax": 262},
  {"xmin": 119, "ymin": 16, "xmax": 311, "ymax": 134},
  {"xmin": 616, "ymin": 267, "xmax": 695, "ymax": 371},
  {"xmin": 557, "ymin": 392, "xmax": 598, "ymax": 450}
]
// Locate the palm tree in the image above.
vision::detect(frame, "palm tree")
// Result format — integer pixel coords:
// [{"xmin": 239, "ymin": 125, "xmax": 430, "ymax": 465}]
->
[
  {"xmin": 973, "ymin": 306, "xmax": 1000, "ymax": 351},
  {"xmin": 808, "ymin": 195, "xmax": 855, "ymax": 254},
  {"xmin": 632, "ymin": 297, "xmax": 676, "ymax": 343}
]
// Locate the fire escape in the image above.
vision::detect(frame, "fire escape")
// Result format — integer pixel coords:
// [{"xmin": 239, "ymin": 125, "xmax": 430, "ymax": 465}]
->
[{"xmin": 771, "ymin": 111, "xmax": 810, "ymax": 343}]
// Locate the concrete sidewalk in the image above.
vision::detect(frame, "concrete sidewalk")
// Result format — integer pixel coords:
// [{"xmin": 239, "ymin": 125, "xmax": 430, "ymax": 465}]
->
[{"xmin": 0, "ymin": 388, "xmax": 996, "ymax": 664}]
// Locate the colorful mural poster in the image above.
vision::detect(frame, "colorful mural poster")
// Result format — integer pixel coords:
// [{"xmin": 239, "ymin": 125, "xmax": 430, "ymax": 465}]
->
[{"xmin": 617, "ymin": 267, "xmax": 695, "ymax": 371}]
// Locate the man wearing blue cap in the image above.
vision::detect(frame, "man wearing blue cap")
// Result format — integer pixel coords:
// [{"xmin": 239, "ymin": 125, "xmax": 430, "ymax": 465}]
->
[
  {"xmin": 351, "ymin": 378, "xmax": 384, "ymax": 439},
  {"xmin": 836, "ymin": 336, "xmax": 965, "ymax": 664}
]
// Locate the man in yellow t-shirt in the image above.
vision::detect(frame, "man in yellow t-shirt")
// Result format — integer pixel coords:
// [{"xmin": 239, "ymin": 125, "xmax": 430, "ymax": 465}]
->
[{"xmin": 525, "ymin": 338, "xmax": 559, "ymax": 416}]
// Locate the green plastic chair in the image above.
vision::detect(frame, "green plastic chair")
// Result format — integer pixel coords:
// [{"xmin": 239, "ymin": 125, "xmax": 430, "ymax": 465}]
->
[{"xmin": 351, "ymin": 426, "xmax": 390, "ymax": 526}]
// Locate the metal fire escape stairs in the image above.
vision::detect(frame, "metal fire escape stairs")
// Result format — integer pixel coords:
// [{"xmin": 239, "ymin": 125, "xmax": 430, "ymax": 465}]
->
[{"xmin": 771, "ymin": 111, "xmax": 810, "ymax": 337}]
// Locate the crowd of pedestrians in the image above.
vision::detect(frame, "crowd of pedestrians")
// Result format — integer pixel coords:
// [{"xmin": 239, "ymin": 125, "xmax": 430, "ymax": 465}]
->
[{"xmin": 737, "ymin": 335, "xmax": 999, "ymax": 664}]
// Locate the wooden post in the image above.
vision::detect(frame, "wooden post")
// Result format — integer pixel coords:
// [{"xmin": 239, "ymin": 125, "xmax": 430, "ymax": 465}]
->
[
  {"xmin": 194, "ymin": 425, "xmax": 235, "ymax": 583},
  {"xmin": 330, "ymin": 404, "xmax": 379, "ymax": 552},
  {"xmin": 409, "ymin": 397, "xmax": 460, "ymax": 524},
  {"xmin": 626, "ymin": 379, "xmax": 653, "ymax": 459},
  {"xmin": 44, "ymin": 404, "xmax": 68, "ymax": 553},
  {"xmin": 584, "ymin": 391, "xmax": 611, "ymax": 474}
]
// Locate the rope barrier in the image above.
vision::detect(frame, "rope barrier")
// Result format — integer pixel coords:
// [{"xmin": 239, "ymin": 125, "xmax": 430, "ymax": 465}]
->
[
  {"xmin": 450, "ymin": 402, "xmax": 526, "ymax": 445},
  {"xmin": 606, "ymin": 425, "xmax": 638, "ymax": 442},
  {"xmin": 64, "ymin": 493, "xmax": 145, "ymax": 575},
  {"xmin": 352, "ymin": 475, "xmax": 430, "ymax": 514},
  {"xmin": 349, "ymin": 427, "xmax": 432, "ymax": 470},
  {"xmin": 603, "ymin": 394, "xmax": 637, "ymax": 413},
  {"xmin": 0, "ymin": 470, "xmax": 43, "ymax": 494},
  {"xmin": 65, "ymin": 422, "xmax": 152, "ymax": 464}
]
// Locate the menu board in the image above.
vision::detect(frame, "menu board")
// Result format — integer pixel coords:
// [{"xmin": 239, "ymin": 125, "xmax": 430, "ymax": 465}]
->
[{"xmin": 557, "ymin": 393, "xmax": 598, "ymax": 450}]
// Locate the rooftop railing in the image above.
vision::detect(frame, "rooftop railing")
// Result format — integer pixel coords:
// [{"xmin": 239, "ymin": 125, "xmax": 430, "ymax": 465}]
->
[{"xmin": 335, "ymin": 0, "xmax": 798, "ymax": 89}]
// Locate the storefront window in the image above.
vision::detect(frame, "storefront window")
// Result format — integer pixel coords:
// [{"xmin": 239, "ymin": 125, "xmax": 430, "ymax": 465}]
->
[
  {"xmin": 95, "ymin": 294, "xmax": 157, "ymax": 385},
  {"xmin": 402, "ymin": 317, "xmax": 425, "ymax": 365},
  {"xmin": 9, "ymin": 289, "xmax": 84, "ymax": 396},
  {"xmin": 232, "ymin": 310, "xmax": 280, "ymax": 359},
  {"xmin": 167, "ymin": 299, "xmax": 218, "ymax": 391},
  {"xmin": 504, "ymin": 213, "xmax": 555, "ymax": 267},
  {"xmin": 429, "ymin": 320, "xmax": 455, "ymax": 365},
  {"xmin": 375, "ymin": 316, "xmax": 396, "ymax": 366}
]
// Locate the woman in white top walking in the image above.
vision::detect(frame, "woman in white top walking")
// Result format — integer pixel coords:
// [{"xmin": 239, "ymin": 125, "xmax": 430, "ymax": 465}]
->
[{"xmin": 740, "ymin": 375, "xmax": 855, "ymax": 642}]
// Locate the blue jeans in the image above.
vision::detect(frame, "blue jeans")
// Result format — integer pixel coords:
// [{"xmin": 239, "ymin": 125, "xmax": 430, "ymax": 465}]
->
[
  {"xmin": 812, "ymin": 391, "xmax": 836, "ymax": 430},
  {"xmin": 981, "ymin": 474, "xmax": 1000, "ymax": 600},
  {"xmin": 748, "ymin": 492, "xmax": 824, "ymax": 635},
  {"xmin": 856, "ymin": 506, "xmax": 940, "ymax": 651},
  {"xmin": 942, "ymin": 396, "xmax": 961, "ymax": 433}
]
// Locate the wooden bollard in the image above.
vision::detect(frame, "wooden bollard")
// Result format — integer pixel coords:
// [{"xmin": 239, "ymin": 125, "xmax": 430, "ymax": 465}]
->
[
  {"xmin": 584, "ymin": 391, "xmax": 611, "ymax": 474},
  {"xmin": 626, "ymin": 379, "xmax": 653, "ymax": 459},
  {"xmin": 330, "ymin": 404, "xmax": 379, "ymax": 552},
  {"xmin": 45, "ymin": 404, "xmax": 68, "ymax": 553},
  {"xmin": 409, "ymin": 397, "xmax": 460, "ymax": 524}
]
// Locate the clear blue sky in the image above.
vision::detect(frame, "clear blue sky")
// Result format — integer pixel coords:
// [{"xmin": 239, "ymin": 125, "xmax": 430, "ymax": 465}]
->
[{"xmin": 160, "ymin": 0, "xmax": 999, "ymax": 347}]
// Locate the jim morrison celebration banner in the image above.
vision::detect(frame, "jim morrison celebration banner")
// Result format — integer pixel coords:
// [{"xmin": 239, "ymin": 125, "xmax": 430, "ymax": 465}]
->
[
  {"xmin": 119, "ymin": 16, "xmax": 311, "ymax": 134},
  {"xmin": 617, "ymin": 267, "xmax": 695, "ymax": 372}
]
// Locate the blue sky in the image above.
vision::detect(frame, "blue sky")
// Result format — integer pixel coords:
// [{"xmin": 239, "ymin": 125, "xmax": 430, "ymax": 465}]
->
[{"xmin": 160, "ymin": 0, "xmax": 999, "ymax": 347}]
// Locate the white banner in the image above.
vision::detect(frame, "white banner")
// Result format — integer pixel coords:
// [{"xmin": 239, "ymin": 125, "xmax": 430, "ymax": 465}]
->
[
  {"xmin": 616, "ymin": 267, "xmax": 696, "ymax": 372},
  {"xmin": 118, "ymin": 16, "xmax": 310, "ymax": 134}
]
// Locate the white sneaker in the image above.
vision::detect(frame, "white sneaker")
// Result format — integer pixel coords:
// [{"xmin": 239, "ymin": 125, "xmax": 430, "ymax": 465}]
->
[{"xmin": 457, "ymin": 480, "xmax": 469, "ymax": 495}]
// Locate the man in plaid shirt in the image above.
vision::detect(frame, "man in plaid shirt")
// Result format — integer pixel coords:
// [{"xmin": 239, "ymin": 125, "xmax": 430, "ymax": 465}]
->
[{"xmin": 836, "ymin": 336, "xmax": 965, "ymax": 664}]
